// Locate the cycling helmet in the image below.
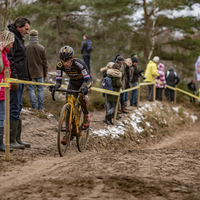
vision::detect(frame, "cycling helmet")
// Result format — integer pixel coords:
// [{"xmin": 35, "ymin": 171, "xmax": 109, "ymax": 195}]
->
[{"xmin": 59, "ymin": 45, "xmax": 74, "ymax": 61}]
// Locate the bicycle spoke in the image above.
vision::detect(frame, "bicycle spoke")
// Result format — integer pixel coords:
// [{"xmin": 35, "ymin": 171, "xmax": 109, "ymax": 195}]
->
[
  {"xmin": 57, "ymin": 104, "xmax": 71, "ymax": 156},
  {"xmin": 77, "ymin": 110, "xmax": 89, "ymax": 152}
]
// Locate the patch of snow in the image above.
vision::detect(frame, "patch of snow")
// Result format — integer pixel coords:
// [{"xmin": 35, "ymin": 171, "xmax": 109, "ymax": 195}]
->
[
  {"xmin": 183, "ymin": 111, "xmax": 189, "ymax": 118},
  {"xmin": 130, "ymin": 121, "xmax": 144, "ymax": 133},
  {"xmin": 191, "ymin": 115, "xmax": 198, "ymax": 123},
  {"xmin": 146, "ymin": 122, "xmax": 151, "ymax": 127},
  {"xmin": 130, "ymin": 113, "xmax": 142, "ymax": 123},
  {"xmin": 172, "ymin": 107, "xmax": 179, "ymax": 112},
  {"xmin": 93, "ymin": 125, "xmax": 126, "ymax": 138}
]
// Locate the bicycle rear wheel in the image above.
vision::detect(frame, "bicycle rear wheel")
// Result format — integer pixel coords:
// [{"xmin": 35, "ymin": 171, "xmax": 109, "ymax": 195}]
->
[
  {"xmin": 76, "ymin": 110, "xmax": 89, "ymax": 152},
  {"xmin": 57, "ymin": 104, "xmax": 71, "ymax": 156}
]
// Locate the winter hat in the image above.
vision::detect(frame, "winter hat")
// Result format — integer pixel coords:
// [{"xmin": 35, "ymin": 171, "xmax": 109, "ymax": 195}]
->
[
  {"xmin": 131, "ymin": 53, "xmax": 138, "ymax": 58},
  {"xmin": 30, "ymin": 29, "xmax": 38, "ymax": 36},
  {"xmin": 131, "ymin": 56, "xmax": 139, "ymax": 63},
  {"xmin": 116, "ymin": 55, "xmax": 125, "ymax": 62},
  {"xmin": 153, "ymin": 56, "xmax": 159, "ymax": 63}
]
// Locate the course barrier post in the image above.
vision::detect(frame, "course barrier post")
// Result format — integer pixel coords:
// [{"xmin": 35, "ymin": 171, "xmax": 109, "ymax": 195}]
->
[
  {"xmin": 137, "ymin": 78, "xmax": 140, "ymax": 109},
  {"xmin": 174, "ymin": 85, "xmax": 177, "ymax": 104},
  {"xmin": 113, "ymin": 96, "xmax": 120, "ymax": 125},
  {"xmin": 5, "ymin": 67, "xmax": 10, "ymax": 161},
  {"xmin": 153, "ymin": 82, "xmax": 156, "ymax": 101}
]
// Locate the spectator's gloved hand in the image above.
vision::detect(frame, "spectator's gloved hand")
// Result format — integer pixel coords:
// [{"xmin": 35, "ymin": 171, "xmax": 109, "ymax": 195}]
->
[
  {"xmin": 81, "ymin": 86, "xmax": 88, "ymax": 95},
  {"xmin": 11, "ymin": 83, "xmax": 19, "ymax": 91}
]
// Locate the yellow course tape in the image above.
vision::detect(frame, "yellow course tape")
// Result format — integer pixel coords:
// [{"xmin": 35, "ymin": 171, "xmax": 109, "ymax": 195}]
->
[
  {"xmin": 2, "ymin": 78, "xmax": 199, "ymax": 100},
  {"xmin": 0, "ymin": 83, "xmax": 9, "ymax": 87}
]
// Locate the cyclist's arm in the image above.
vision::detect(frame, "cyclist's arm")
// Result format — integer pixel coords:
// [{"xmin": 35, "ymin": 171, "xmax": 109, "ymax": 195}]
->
[
  {"xmin": 80, "ymin": 67, "xmax": 93, "ymax": 89},
  {"xmin": 55, "ymin": 61, "xmax": 63, "ymax": 88}
]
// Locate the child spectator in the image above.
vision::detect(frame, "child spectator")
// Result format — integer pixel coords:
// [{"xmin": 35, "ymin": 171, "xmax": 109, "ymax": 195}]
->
[
  {"xmin": 155, "ymin": 63, "xmax": 166, "ymax": 101},
  {"xmin": 0, "ymin": 30, "xmax": 15, "ymax": 152}
]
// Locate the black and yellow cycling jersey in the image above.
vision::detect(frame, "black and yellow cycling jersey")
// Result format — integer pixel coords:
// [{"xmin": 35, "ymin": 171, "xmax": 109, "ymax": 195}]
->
[{"xmin": 55, "ymin": 58, "xmax": 93, "ymax": 90}]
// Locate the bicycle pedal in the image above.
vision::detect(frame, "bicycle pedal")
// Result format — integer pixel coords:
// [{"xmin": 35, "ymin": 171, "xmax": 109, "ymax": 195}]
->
[{"xmin": 82, "ymin": 126, "xmax": 89, "ymax": 131}]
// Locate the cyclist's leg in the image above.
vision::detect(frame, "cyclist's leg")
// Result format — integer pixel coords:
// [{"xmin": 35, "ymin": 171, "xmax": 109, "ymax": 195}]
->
[{"xmin": 79, "ymin": 82, "xmax": 90, "ymax": 127}]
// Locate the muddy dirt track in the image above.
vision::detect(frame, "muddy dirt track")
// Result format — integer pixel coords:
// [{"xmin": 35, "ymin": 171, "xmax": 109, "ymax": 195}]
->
[{"xmin": 0, "ymin": 114, "xmax": 200, "ymax": 200}]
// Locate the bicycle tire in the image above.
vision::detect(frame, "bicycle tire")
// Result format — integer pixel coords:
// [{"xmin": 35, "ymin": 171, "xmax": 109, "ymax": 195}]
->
[
  {"xmin": 76, "ymin": 110, "xmax": 89, "ymax": 152},
  {"xmin": 57, "ymin": 104, "xmax": 72, "ymax": 156}
]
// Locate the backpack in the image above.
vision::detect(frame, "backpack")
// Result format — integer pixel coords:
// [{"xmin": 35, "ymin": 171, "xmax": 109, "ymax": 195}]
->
[
  {"xmin": 102, "ymin": 77, "xmax": 114, "ymax": 91},
  {"xmin": 86, "ymin": 40, "xmax": 93, "ymax": 53}
]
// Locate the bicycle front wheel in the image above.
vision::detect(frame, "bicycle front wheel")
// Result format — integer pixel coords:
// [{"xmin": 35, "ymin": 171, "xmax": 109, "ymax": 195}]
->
[
  {"xmin": 57, "ymin": 104, "xmax": 71, "ymax": 156},
  {"xmin": 77, "ymin": 110, "xmax": 90, "ymax": 152}
]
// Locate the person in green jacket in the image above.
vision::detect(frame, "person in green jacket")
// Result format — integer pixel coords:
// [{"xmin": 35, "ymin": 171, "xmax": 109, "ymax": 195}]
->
[
  {"xmin": 104, "ymin": 63, "xmax": 122, "ymax": 125},
  {"xmin": 144, "ymin": 56, "xmax": 160, "ymax": 101}
]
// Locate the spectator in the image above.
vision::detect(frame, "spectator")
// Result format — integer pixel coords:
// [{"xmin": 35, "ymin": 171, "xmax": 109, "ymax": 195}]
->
[
  {"xmin": 0, "ymin": 39, "xmax": 3, "ymax": 73},
  {"xmin": 187, "ymin": 79, "xmax": 196, "ymax": 103},
  {"xmin": 155, "ymin": 63, "xmax": 166, "ymax": 101},
  {"xmin": 100, "ymin": 55, "xmax": 122, "ymax": 121},
  {"xmin": 26, "ymin": 29, "xmax": 48, "ymax": 112},
  {"xmin": 7, "ymin": 17, "xmax": 31, "ymax": 149},
  {"xmin": 165, "ymin": 66, "xmax": 180, "ymax": 103},
  {"xmin": 0, "ymin": 30, "xmax": 15, "ymax": 152},
  {"xmin": 130, "ymin": 57, "xmax": 143, "ymax": 106},
  {"xmin": 115, "ymin": 55, "xmax": 129, "ymax": 113},
  {"xmin": 144, "ymin": 56, "xmax": 160, "ymax": 101},
  {"xmin": 80, "ymin": 35, "xmax": 92, "ymax": 73},
  {"xmin": 124, "ymin": 58, "xmax": 132, "ymax": 107},
  {"xmin": 104, "ymin": 63, "xmax": 122, "ymax": 125}
]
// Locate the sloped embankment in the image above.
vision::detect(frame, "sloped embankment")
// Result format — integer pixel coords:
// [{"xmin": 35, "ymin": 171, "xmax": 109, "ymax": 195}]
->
[{"xmin": 88, "ymin": 101, "xmax": 198, "ymax": 151}]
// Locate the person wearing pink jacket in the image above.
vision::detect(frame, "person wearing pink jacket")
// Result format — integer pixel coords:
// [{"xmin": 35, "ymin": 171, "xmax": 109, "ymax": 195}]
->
[
  {"xmin": 155, "ymin": 63, "xmax": 166, "ymax": 101},
  {"xmin": 0, "ymin": 31, "xmax": 14, "ymax": 152}
]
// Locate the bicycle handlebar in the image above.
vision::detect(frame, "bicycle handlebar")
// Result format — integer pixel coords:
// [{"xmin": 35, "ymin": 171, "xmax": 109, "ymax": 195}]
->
[{"xmin": 49, "ymin": 87, "xmax": 85, "ymax": 101}]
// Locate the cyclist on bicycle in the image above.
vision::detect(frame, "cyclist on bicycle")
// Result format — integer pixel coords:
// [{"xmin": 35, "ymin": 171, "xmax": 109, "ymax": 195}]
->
[{"xmin": 50, "ymin": 45, "xmax": 93, "ymax": 127}]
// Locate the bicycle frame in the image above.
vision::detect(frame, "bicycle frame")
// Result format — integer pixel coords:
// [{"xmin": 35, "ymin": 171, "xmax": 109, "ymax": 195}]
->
[{"xmin": 66, "ymin": 94, "xmax": 82, "ymax": 135}]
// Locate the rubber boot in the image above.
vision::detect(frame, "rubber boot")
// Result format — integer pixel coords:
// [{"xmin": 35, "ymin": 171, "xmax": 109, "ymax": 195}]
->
[
  {"xmin": 16, "ymin": 119, "xmax": 31, "ymax": 148},
  {"xmin": 0, "ymin": 127, "xmax": 13, "ymax": 152},
  {"xmin": 0, "ymin": 127, "xmax": 5, "ymax": 152},
  {"xmin": 108, "ymin": 113, "xmax": 113, "ymax": 125},
  {"xmin": 10, "ymin": 120, "xmax": 25, "ymax": 149},
  {"xmin": 105, "ymin": 113, "xmax": 113, "ymax": 125}
]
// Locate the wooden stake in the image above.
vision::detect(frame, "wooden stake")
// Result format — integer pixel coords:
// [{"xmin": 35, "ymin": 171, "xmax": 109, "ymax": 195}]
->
[
  {"xmin": 137, "ymin": 78, "xmax": 140, "ymax": 109},
  {"xmin": 153, "ymin": 82, "xmax": 156, "ymax": 101},
  {"xmin": 174, "ymin": 85, "xmax": 177, "ymax": 104},
  {"xmin": 113, "ymin": 95, "xmax": 120, "ymax": 125},
  {"xmin": 5, "ymin": 67, "xmax": 10, "ymax": 161}
]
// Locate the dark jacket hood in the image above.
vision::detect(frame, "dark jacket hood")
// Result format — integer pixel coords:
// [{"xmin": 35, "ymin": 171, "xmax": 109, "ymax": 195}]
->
[
  {"xmin": 169, "ymin": 66, "xmax": 174, "ymax": 71},
  {"xmin": 8, "ymin": 24, "xmax": 22, "ymax": 39}
]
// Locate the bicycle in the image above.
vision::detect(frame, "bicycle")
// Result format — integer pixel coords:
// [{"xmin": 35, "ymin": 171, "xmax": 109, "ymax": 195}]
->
[{"xmin": 50, "ymin": 88, "xmax": 90, "ymax": 156}]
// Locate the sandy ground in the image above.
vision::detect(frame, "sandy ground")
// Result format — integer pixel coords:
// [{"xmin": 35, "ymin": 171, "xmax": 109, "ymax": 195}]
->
[{"xmin": 0, "ymin": 103, "xmax": 200, "ymax": 200}]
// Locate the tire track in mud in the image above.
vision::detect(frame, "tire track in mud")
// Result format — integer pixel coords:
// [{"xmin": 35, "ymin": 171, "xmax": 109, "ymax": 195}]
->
[
  {"xmin": 0, "ymin": 123, "xmax": 200, "ymax": 199},
  {"xmin": 148, "ymin": 122, "xmax": 200, "ymax": 150}
]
